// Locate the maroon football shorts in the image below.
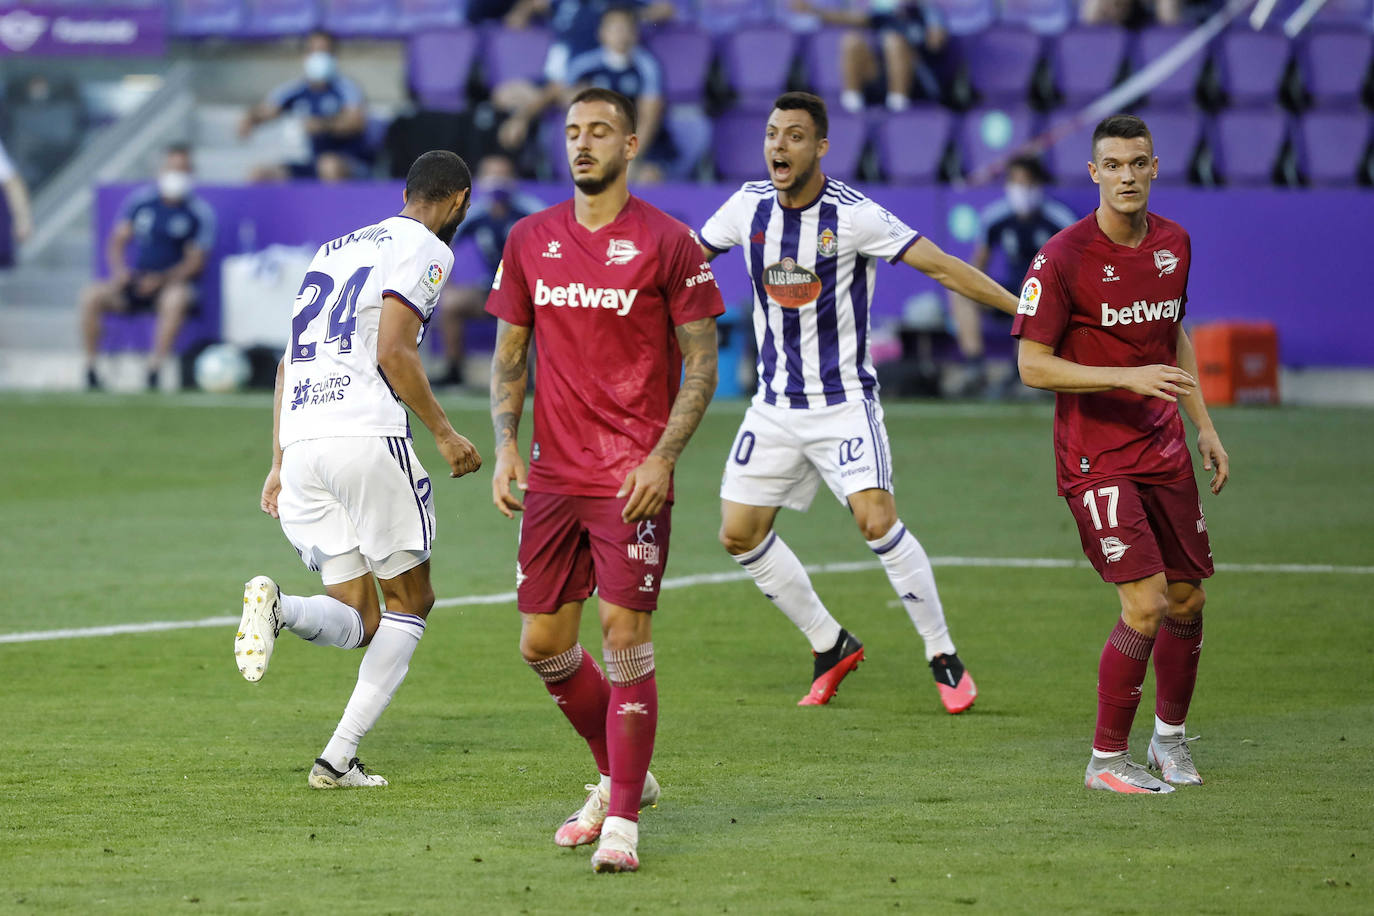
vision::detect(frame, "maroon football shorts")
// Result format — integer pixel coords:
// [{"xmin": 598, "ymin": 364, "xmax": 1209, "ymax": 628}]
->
[
  {"xmin": 1065, "ymin": 475, "xmax": 1214, "ymax": 584},
  {"xmin": 516, "ymin": 490, "xmax": 672, "ymax": 613}
]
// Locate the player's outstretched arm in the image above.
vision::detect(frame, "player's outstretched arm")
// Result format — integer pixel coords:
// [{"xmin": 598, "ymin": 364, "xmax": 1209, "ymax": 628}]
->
[
  {"xmin": 1018, "ymin": 339, "xmax": 1199, "ymax": 402},
  {"xmin": 1175, "ymin": 325, "xmax": 1229, "ymax": 494},
  {"xmin": 490, "ymin": 319, "xmax": 532, "ymax": 518},
  {"xmin": 261, "ymin": 357, "xmax": 285, "ymax": 518},
  {"xmin": 378, "ymin": 297, "xmax": 482, "ymax": 478},
  {"xmin": 901, "ymin": 236, "xmax": 1019, "ymax": 316},
  {"xmin": 618, "ymin": 316, "xmax": 719, "ymax": 523}
]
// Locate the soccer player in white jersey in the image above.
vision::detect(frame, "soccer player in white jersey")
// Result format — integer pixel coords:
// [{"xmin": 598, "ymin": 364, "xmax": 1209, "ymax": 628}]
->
[
  {"xmin": 699, "ymin": 92, "xmax": 1020, "ymax": 713},
  {"xmin": 234, "ymin": 150, "xmax": 482, "ymax": 788}
]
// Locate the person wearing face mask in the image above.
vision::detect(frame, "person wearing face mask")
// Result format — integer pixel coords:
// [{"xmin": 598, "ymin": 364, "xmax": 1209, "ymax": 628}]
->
[
  {"xmin": 431, "ymin": 155, "xmax": 546, "ymax": 388},
  {"xmin": 77, "ymin": 144, "xmax": 216, "ymax": 391},
  {"xmin": 950, "ymin": 155, "xmax": 1077, "ymax": 397},
  {"xmin": 240, "ymin": 29, "xmax": 371, "ymax": 182}
]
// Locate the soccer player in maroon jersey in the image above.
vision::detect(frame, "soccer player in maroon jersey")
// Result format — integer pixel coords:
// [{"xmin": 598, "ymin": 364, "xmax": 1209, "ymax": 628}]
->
[
  {"xmin": 485, "ymin": 87, "xmax": 724, "ymax": 871},
  {"xmin": 1013, "ymin": 114, "xmax": 1230, "ymax": 794}
]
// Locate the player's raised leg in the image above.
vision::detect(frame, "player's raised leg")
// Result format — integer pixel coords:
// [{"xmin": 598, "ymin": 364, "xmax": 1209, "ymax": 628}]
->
[
  {"xmin": 310, "ymin": 555, "xmax": 433, "ymax": 789},
  {"xmin": 849, "ymin": 488, "xmax": 976, "ymax": 714},
  {"xmin": 590, "ymin": 600, "xmax": 656, "ymax": 874},
  {"xmin": 719, "ymin": 499, "xmax": 862, "ymax": 706},
  {"xmin": 1084, "ymin": 574, "xmax": 1173, "ymax": 794},
  {"xmin": 234, "ymin": 572, "xmax": 367, "ymax": 681},
  {"xmin": 1148, "ymin": 579, "xmax": 1206, "ymax": 785}
]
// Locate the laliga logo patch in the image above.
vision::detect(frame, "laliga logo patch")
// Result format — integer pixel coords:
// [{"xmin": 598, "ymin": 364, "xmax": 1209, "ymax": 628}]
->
[
  {"xmin": 1099, "ymin": 536, "xmax": 1131, "ymax": 563},
  {"xmin": 1017, "ymin": 277, "xmax": 1041, "ymax": 316},
  {"xmin": 817, "ymin": 228, "xmax": 838, "ymax": 258},
  {"xmin": 763, "ymin": 257, "xmax": 822, "ymax": 308},
  {"xmin": 1154, "ymin": 248, "xmax": 1179, "ymax": 277}
]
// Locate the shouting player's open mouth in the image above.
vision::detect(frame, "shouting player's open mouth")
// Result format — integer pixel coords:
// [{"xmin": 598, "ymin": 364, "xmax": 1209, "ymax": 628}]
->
[{"xmin": 770, "ymin": 156, "xmax": 792, "ymax": 183}]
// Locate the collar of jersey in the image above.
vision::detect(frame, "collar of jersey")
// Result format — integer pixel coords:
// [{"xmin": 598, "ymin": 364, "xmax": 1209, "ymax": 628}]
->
[{"xmin": 776, "ymin": 176, "xmax": 829, "ymax": 213}]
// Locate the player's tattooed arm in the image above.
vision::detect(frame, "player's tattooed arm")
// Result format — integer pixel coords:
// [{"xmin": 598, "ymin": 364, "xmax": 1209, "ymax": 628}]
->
[
  {"xmin": 620, "ymin": 315, "xmax": 719, "ymax": 522},
  {"xmin": 490, "ymin": 320, "xmax": 532, "ymax": 517}
]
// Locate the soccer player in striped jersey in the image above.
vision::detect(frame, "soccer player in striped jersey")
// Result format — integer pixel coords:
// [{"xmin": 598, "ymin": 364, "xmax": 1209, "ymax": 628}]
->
[{"xmin": 698, "ymin": 92, "xmax": 1019, "ymax": 713}]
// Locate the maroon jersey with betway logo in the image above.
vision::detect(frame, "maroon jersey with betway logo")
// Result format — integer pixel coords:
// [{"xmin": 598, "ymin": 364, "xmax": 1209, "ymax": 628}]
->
[
  {"xmin": 1012, "ymin": 211, "xmax": 1194, "ymax": 496},
  {"xmin": 485, "ymin": 196, "xmax": 724, "ymax": 497}
]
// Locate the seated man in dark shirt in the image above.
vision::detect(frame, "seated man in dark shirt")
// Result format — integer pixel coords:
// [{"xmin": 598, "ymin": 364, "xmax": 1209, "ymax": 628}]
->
[
  {"xmin": 240, "ymin": 30, "xmax": 371, "ymax": 182},
  {"xmin": 432, "ymin": 155, "xmax": 546, "ymax": 387},
  {"xmin": 78, "ymin": 144, "xmax": 217, "ymax": 391}
]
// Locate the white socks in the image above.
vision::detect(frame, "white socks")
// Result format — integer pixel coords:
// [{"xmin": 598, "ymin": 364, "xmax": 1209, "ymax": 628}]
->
[
  {"xmin": 320, "ymin": 612, "xmax": 426, "ymax": 770},
  {"xmin": 281, "ymin": 594, "xmax": 364, "ymax": 649},
  {"xmin": 1155, "ymin": 716, "xmax": 1186, "ymax": 737},
  {"xmin": 733, "ymin": 532, "xmax": 842, "ymax": 653},
  {"xmin": 867, "ymin": 521, "xmax": 956, "ymax": 660}
]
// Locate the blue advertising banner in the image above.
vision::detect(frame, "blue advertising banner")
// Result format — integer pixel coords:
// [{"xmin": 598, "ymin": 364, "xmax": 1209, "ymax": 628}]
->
[{"xmin": 0, "ymin": 5, "xmax": 166, "ymax": 57}]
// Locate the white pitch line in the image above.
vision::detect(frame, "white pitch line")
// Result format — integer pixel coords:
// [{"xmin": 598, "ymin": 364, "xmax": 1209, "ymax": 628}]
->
[{"xmin": 2, "ymin": 556, "xmax": 1371, "ymax": 645}]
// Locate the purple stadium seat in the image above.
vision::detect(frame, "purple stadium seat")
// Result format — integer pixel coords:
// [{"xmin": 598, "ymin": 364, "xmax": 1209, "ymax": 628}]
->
[
  {"xmin": 712, "ymin": 109, "xmax": 768, "ymax": 180},
  {"xmin": 819, "ymin": 111, "xmax": 868, "ymax": 181},
  {"xmin": 1044, "ymin": 119, "xmax": 1095, "ymax": 183},
  {"xmin": 930, "ymin": 0, "xmax": 997, "ymax": 36},
  {"xmin": 999, "ymin": 0, "xmax": 1073, "ymax": 35},
  {"xmin": 322, "ymin": 0, "xmax": 402, "ymax": 37},
  {"xmin": 396, "ymin": 0, "xmax": 463, "ymax": 31},
  {"xmin": 876, "ymin": 106, "xmax": 954, "ymax": 183},
  {"xmin": 172, "ymin": 0, "xmax": 245, "ymax": 36},
  {"xmin": 1218, "ymin": 30, "xmax": 1291, "ymax": 108},
  {"xmin": 964, "ymin": 27, "xmax": 1043, "ymax": 103},
  {"xmin": 1299, "ymin": 111, "xmax": 1372, "ymax": 185},
  {"xmin": 723, "ymin": 27, "xmax": 798, "ymax": 105},
  {"xmin": 644, "ymin": 24, "xmax": 713, "ymax": 105},
  {"xmin": 802, "ymin": 27, "xmax": 849, "ymax": 101},
  {"xmin": 484, "ymin": 26, "xmax": 552, "ymax": 87},
  {"xmin": 1053, "ymin": 26, "xmax": 1127, "ymax": 104},
  {"xmin": 958, "ymin": 106, "xmax": 1036, "ymax": 178},
  {"xmin": 409, "ymin": 28, "xmax": 480, "ymax": 112},
  {"xmin": 1213, "ymin": 110, "xmax": 1289, "ymax": 185},
  {"xmin": 1131, "ymin": 108, "xmax": 1200, "ymax": 183},
  {"xmin": 1310, "ymin": 0, "xmax": 1373, "ymax": 28},
  {"xmin": 1299, "ymin": 30, "xmax": 1373, "ymax": 108},
  {"xmin": 693, "ymin": 0, "xmax": 774, "ymax": 34},
  {"xmin": 245, "ymin": 0, "xmax": 319, "ymax": 36},
  {"xmin": 1135, "ymin": 27, "xmax": 1208, "ymax": 105}
]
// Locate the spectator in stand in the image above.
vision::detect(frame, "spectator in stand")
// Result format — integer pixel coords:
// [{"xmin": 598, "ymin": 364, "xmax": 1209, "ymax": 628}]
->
[
  {"xmin": 240, "ymin": 30, "xmax": 372, "ymax": 182},
  {"xmin": 491, "ymin": 0, "xmax": 675, "ymax": 160},
  {"xmin": 77, "ymin": 144, "xmax": 216, "ymax": 392},
  {"xmin": 431, "ymin": 155, "xmax": 547, "ymax": 388},
  {"xmin": 565, "ymin": 7, "xmax": 709, "ymax": 182},
  {"xmin": 0, "ymin": 136, "xmax": 33, "ymax": 268},
  {"xmin": 1080, "ymin": 0, "xmax": 1182, "ymax": 26},
  {"xmin": 465, "ymin": 0, "xmax": 519, "ymax": 21},
  {"xmin": 790, "ymin": 0, "xmax": 948, "ymax": 113}
]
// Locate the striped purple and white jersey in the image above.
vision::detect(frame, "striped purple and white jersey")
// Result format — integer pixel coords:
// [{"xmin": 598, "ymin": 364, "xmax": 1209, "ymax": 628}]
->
[
  {"xmin": 279, "ymin": 216, "xmax": 453, "ymax": 449},
  {"xmin": 700, "ymin": 178, "xmax": 920, "ymax": 408}
]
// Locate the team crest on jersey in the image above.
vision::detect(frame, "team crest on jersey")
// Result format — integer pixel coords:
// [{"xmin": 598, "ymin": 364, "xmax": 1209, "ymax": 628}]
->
[
  {"xmin": 817, "ymin": 228, "xmax": 838, "ymax": 258},
  {"xmin": 763, "ymin": 257, "xmax": 822, "ymax": 308},
  {"xmin": 1154, "ymin": 248, "xmax": 1179, "ymax": 277},
  {"xmin": 1017, "ymin": 277, "xmax": 1041, "ymax": 316},
  {"xmin": 605, "ymin": 238, "xmax": 641, "ymax": 265}
]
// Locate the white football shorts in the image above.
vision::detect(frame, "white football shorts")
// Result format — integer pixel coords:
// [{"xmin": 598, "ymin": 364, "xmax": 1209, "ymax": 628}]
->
[
  {"xmin": 719, "ymin": 399, "xmax": 895, "ymax": 512},
  {"xmin": 278, "ymin": 435, "xmax": 436, "ymax": 584}
]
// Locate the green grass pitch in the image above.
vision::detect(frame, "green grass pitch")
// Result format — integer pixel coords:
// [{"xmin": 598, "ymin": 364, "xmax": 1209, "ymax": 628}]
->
[{"xmin": 1, "ymin": 392, "xmax": 1371, "ymax": 913}]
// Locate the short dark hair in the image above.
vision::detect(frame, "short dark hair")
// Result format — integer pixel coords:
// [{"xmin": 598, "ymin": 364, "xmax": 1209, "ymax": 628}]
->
[
  {"xmin": 165, "ymin": 142, "xmax": 192, "ymax": 159},
  {"xmin": 306, "ymin": 28, "xmax": 336, "ymax": 51},
  {"xmin": 1007, "ymin": 154, "xmax": 1048, "ymax": 184},
  {"xmin": 568, "ymin": 86, "xmax": 637, "ymax": 134},
  {"xmin": 1092, "ymin": 114, "xmax": 1153, "ymax": 159},
  {"xmin": 772, "ymin": 91, "xmax": 828, "ymax": 139},
  {"xmin": 405, "ymin": 150, "xmax": 472, "ymax": 203}
]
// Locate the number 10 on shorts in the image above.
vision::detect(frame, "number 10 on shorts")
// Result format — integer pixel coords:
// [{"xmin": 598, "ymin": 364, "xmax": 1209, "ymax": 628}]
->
[{"xmin": 1081, "ymin": 486, "xmax": 1119, "ymax": 530}]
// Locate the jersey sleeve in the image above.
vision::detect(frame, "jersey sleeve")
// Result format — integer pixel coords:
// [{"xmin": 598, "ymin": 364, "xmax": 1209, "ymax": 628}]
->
[
  {"xmin": 484, "ymin": 223, "xmax": 534, "ymax": 326},
  {"xmin": 381, "ymin": 234, "xmax": 452, "ymax": 321},
  {"xmin": 1179, "ymin": 230, "xmax": 1192, "ymax": 319},
  {"xmin": 1010, "ymin": 244, "xmax": 1072, "ymax": 348},
  {"xmin": 635, "ymin": 49, "xmax": 664, "ymax": 97},
  {"xmin": 188, "ymin": 197, "xmax": 217, "ymax": 251},
  {"xmin": 565, "ymin": 49, "xmax": 598, "ymax": 85},
  {"xmin": 661, "ymin": 223, "xmax": 726, "ymax": 326},
  {"xmin": 850, "ymin": 198, "xmax": 921, "ymax": 263},
  {"xmin": 266, "ymin": 79, "xmax": 306, "ymax": 111},
  {"xmin": 334, "ymin": 76, "xmax": 365, "ymax": 108},
  {"xmin": 698, "ymin": 186, "xmax": 748, "ymax": 254}
]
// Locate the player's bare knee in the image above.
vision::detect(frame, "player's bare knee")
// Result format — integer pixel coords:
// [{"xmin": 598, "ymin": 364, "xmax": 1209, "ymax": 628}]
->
[
  {"xmin": 719, "ymin": 522, "xmax": 764, "ymax": 556},
  {"xmin": 1122, "ymin": 592, "xmax": 1169, "ymax": 636},
  {"xmin": 1169, "ymin": 584, "xmax": 1205, "ymax": 621}
]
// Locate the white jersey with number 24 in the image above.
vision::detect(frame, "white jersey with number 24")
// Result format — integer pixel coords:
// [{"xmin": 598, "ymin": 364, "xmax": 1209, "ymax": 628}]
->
[{"xmin": 279, "ymin": 215, "xmax": 453, "ymax": 449}]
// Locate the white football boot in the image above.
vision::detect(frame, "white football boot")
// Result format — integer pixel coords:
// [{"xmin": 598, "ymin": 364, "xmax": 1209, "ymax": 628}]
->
[
  {"xmin": 554, "ymin": 771, "xmax": 660, "ymax": 847},
  {"xmin": 235, "ymin": 575, "xmax": 283, "ymax": 682},
  {"xmin": 308, "ymin": 757, "xmax": 389, "ymax": 789}
]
